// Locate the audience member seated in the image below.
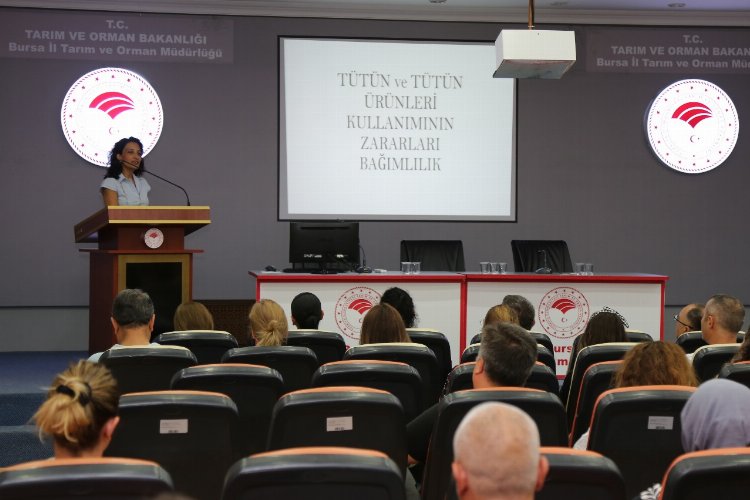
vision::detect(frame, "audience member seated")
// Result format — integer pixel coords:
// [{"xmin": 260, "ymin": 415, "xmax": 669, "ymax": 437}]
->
[
  {"xmin": 89, "ymin": 289, "xmax": 162, "ymax": 362},
  {"xmin": 407, "ymin": 321, "xmax": 537, "ymax": 464},
  {"xmin": 290, "ymin": 292, "xmax": 324, "ymax": 329},
  {"xmin": 173, "ymin": 301, "xmax": 214, "ymax": 330},
  {"xmin": 380, "ymin": 287, "xmax": 418, "ymax": 328},
  {"xmin": 452, "ymin": 402, "xmax": 548, "ymax": 500},
  {"xmin": 249, "ymin": 299, "xmax": 288, "ymax": 346},
  {"xmin": 638, "ymin": 378, "xmax": 750, "ymax": 500},
  {"xmin": 484, "ymin": 304, "xmax": 519, "ymax": 327},
  {"xmin": 674, "ymin": 303, "xmax": 704, "ymax": 338},
  {"xmin": 502, "ymin": 294, "xmax": 536, "ymax": 331},
  {"xmin": 573, "ymin": 341, "xmax": 698, "ymax": 449},
  {"xmin": 700, "ymin": 294, "xmax": 745, "ymax": 346},
  {"xmin": 561, "ymin": 311, "xmax": 628, "ymax": 404},
  {"xmin": 359, "ymin": 303, "xmax": 412, "ymax": 344},
  {"xmin": 32, "ymin": 361, "xmax": 119, "ymax": 459}
]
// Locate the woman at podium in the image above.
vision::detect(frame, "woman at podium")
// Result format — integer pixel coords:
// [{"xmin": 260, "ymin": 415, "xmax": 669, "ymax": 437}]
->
[{"xmin": 100, "ymin": 137, "xmax": 150, "ymax": 206}]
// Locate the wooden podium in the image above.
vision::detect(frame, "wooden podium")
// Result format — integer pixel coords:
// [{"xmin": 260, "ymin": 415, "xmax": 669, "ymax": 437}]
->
[{"xmin": 75, "ymin": 206, "xmax": 211, "ymax": 354}]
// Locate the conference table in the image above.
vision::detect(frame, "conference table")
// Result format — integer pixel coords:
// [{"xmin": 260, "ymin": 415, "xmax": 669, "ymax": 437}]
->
[{"xmin": 250, "ymin": 271, "xmax": 667, "ymax": 376}]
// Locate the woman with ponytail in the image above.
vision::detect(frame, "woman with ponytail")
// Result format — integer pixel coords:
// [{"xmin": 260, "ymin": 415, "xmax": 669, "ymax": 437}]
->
[
  {"xmin": 249, "ymin": 299, "xmax": 289, "ymax": 346},
  {"xmin": 33, "ymin": 360, "xmax": 120, "ymax": 458}
]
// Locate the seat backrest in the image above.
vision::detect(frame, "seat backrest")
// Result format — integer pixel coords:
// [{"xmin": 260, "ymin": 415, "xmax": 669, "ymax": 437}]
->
[
  {"xmin": 444, "ymin": 362, "xmax": 475, "ymax": 394},
  {"xmin": 717, "ymin": 360, "xmax": 750, "ymax": 389},
  {"xmin": 587, "ymin": 385, "xmax": 696, "ymax": 499},
  {"xmin": 106, "ymin": 390, "xmax": 239, "ymax": 500},
  {"xmin": 460, "ymin": 343, "xmax": 480, "ymax": 364},
  {"xmin": 568, "ymin": 360, "xmax": 622, "ymax": 443},
  {"xmin": 399, "ymin": 240, "xmax": 465, "ymax": 271},
  {"xmin": 625, "ymin": 330, "xmax": 653, "ymax": 343},
  {"xmin": 0, "ymin": 457, "xmax": 173, "ymax": 499},
  {"xmin": 155, "ymin": 330, "xmax": 238, "ymax": 364},
  {"xmin": 659, "ymin": 448, "xmax": 750, "ymax": 500},
  {"xmin": 420, "ymin": 387, "xmax": 567, "ymax": 500},
  {"xmin": 311, "ymin": 360, "xmax": 424, "ymax": 420},
  {"xmin": 407, "ymin": 328, "xmax": 454, "ymax": 379},
  {"xmin": 510, "ymin": 240, "xmax": 573, "ymax": 273},
  {"xmin": 692, "ymin": 343, "xmax": 740, "ymax": 381},
  {"xmin": 222, "ymin": 345, "xmax": 320, "ymax": 393},
  {"xmin": 170, "ymin": 363, "xmax": 285, "ymax": 457},
  {"xmin": 675, "ymin": 331, "xmax": 707, "ymax": 354},
  {"xmin": 526, "ymin": 362, "xmax": 560, "ymax": 396},
  {"xmin": 536, "ymin": 344, "xmax": 556, "ymax": 373},
  {"xmin": 469, "ymin": 331, "xmax": 554, "ymax": 354},
  {"xmin": 99, "ymin": 346, "xmax": 197, "ymax": 394},
  {"xmin": 286, "ymin": 330, "xmax": 347, "ymax": 366},
  {"xmin": 222, "ymin": 446, "xmax": 405, "ymax": 500},
  {"xmin": 565, "ymin": 342, "xmax": 637, "ymax": 416},
  {"xmin": 343, "ymin": 343, "xmax": 442, "ymax": 407},
  {"xmin": 267, "ymin": 386, "xmax": 407, "ymax": 475},
  {"xmin": 538, "ymin": 447, "xmax": 626, "ymax": 500}
]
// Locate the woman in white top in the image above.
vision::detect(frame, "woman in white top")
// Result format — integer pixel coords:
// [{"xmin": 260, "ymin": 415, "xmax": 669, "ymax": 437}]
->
[{"xmin": 100, "ymin": 137, "xmax": 150, "ymax": 206}]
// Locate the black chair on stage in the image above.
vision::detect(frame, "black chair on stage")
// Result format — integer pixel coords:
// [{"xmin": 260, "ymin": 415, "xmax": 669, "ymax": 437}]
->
[
  {"xmin": 99, "ymin": 346, "xmax": 197, "ymax": 394},
  {"xmin": 675, "ymin": 331, "xmax": 707, "ymax": 354},
  {"xmin": 538, "ymin": 447, "xmax": 626, "ymax": 500},
  {"xmin": 420, "ymin": 387, "xmax": 567, "ymax": 500},
  {"xmin": 0, "ymin": 457, "xmax": 173, "ymax": 499},
  {"xmin": 170, "ymin": 363, "xmax": 285, "ymax": 457},
  {"xmin": 659, "ymin": 448, "xmax": 750, "ymax": 500},
  {"xmin": 106, "ymin": 390, "xmax": 239, "ymax": 500},
  {"xmin": 399, "ymin": 240, "xmax": 465, "ymax": 272},
  {"xmin": 692, "ymin": 344, "xmax": 740, "ymax": 381},
  {"xmin": 222, "ymin": 447, "xmax": 405, "ymax": 500},
  {"xmin": 510, "ymin": 240, "xmax": 573, "ymax": 273},
  {"xmin": 222, "ymin": 345, "xmax": 320, "ymax": 393},
  {"xmin": 286, "ymin": 330, "xmax": 347, "ymax": 366},
  {"xmin": 587, "ymin": 385, "xmax": 696, "ymax": 498},
  {"xmin": 311, "ymin": 360, "xmax": 424, "ymax": 420},
  {"xmin": 155, "ymin": 330, "xmax": 238, "ymax": 364}
]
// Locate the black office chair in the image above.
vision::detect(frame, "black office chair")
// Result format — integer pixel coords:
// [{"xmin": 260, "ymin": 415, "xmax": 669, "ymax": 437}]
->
[
  {"xmin": 568, "ymin": 360, "xmax": 622, "ymax": 443},
  {"xmin": 717, "ymin": 360, "xmax": 750, "ymax": 389},
  {"xmin": 0, "ymin": 457, "xmax": 173, "ymax": 499},
  {"xmin": 99, "ymin": 346, "xmax": 197, "ymax": 394},
  {"xmin": 511, "ymin": 240, "xmax": 573, "ymax": 273},
  {"xmin": 155, "ymin": 330, "xmax": 238, "ymax": 364},
  {"xmin": 400, "ymin": 240, "xmax": 465, "ymax": 271},
  {"xmin": 286, "ymin": 330, "xmax": 347, "ymax": 366},
  {"xmin": 538, "ymin": 447, "xmax": 626, "ymax": 500},
  {"xmin": 222, "ymin": 447, "xmax": 405, "ymax": 500}
]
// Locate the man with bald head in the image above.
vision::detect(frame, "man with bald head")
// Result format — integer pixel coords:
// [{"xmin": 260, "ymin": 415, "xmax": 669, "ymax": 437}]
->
[
  {"xmin": 675, "ymin": 303, "xmax": 704, "ymax": 337},
  {"xmin": 452, "ymin": 402, "xmax": 548, "ymax": 500},
  {"xmin": 701, "ymin": 294, "xmax": 744, "ymax": 345}
]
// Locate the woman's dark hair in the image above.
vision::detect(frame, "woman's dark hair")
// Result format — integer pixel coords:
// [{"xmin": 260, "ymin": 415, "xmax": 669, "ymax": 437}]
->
[
  {"xmin": 104, "ymin": 137, "xmax": 145, "ymax": 179},
  {"xmin": 380, "ymin": 287, "xmax": 417, "ymax": 328},
  {"xmin": 360, "ymin": 304, "xmax": 411, "ymax": 345},
  {"xmin": 578, "ymin": 311, "xmax": 627, "ymax": 351}
]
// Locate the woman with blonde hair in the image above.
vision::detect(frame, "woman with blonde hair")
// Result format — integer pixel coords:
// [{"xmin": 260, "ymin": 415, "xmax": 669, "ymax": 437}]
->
[
  {"xmin": 173, "ymin": 301, "xmax": 215, "ymax": 330},
  {"xmin": 359, "ymin": 303, "xmax": 411, "ymax": 345},
  {"xmin": 574, "ymin": 341, "xmax": 698, "ymax": 449},
  {"xmin": 249, "ymin": 299, "xmax": 288, "ymax": 346},
  {"xmin": 33, "ymin": 360, "xmax": 120, "ymax": 458}
]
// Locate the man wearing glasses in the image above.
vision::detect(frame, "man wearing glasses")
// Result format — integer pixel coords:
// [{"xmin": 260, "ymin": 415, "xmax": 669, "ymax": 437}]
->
[{"xmin": 674, "ymin": 303, "xmax": 704, "ymax": 337}]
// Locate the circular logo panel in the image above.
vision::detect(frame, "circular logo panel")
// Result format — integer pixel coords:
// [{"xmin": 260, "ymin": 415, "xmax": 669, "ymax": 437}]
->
[
  {"xmin": 538, "ymin": 287, "xmax": 590, "ymax": 339},
  {"xmin": 334, "ymin": 286, "xmax": 382, "ymax": 341},
  {"xmin": 645, "ymin": 79, "xmax": 738, "ymax": 174},
  {"xmin": 61, "ymin": 67, "xmax": 164, "ymax": 167}
]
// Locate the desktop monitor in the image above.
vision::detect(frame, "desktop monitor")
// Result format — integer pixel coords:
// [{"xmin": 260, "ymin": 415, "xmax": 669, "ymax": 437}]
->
[{"xmin": 289, "ymin": 222, "xmax": 360, "ymax": 270}]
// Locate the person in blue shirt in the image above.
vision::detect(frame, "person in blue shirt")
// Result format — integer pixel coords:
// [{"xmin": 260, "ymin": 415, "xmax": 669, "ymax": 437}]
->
[{"xmin": 100, "ymin": 137, "xmax": 150, "ymax": 206}]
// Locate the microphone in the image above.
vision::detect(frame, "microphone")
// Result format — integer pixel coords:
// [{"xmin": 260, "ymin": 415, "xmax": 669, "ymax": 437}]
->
[
  {"xmin": 355, "ymin": 244, "xmax": 372, "ymax": 273},
  {"xmin": 121, "ymin": 160, "xmax": 191, "ymax": 206},
  {"xmin": 534, "ymin": 249, "xmax": 552, "ymax": 274}
]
